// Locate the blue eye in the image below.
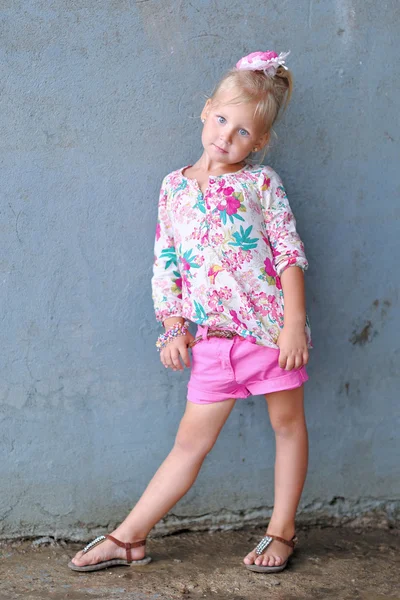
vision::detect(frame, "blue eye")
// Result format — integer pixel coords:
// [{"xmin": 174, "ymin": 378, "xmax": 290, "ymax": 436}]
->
[
  {"xmin": 217, "ymin": 116, "xmax": 226, "ymax": 124},
  {"xmin": 239, "ymin": 128, "xmax": 249, "ymax": 136}
]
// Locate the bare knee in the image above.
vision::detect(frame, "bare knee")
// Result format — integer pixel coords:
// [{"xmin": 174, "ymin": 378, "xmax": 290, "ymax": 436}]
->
[
  {"xmin": 267, "ymin": 387, "xmax": 306, "ymax": 437},
  {"xmin": 269, "ymin": 406, "xmax": 306, "ymax": 437},
  {"xmin": 173, "ymin": 425, "xmax": 216, "ymax": 458}
]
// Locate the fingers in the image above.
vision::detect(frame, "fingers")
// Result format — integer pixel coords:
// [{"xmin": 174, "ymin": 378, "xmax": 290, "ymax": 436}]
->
[
  {"xmin": 160, "ymin": 350, "xmax": 168, "ymax": 369},
  {"xmin": 180, "ymin": 345, "xmax": 191, "ymax": 368},
  {"xmin": 278, "ymin": 351, "xmax": 288, "ymax": 370},
  {"xmin": 160, "ymin": 347, "xmax": 172, "ymax": 369},
  {"xmin": 279, "ymin": 349, "xmax": 308, "ymax": 371},
  {"xmin": 161, "ymin": 347, "xmax": 182, "ymax": 371},
  {"xmin": 294, "ymin": 353, "xmax": 304, "ymax": 370},
  {"xmin": 160, "ymin": 338, "xmax": 191, "ymax": 371},
  {"xmin": 170, "ymin": 347, "xmax": 183, "ymax": 370},
  {"xmin": 284, "ymin": 353, "xmax": 296, "ymax": 371}
]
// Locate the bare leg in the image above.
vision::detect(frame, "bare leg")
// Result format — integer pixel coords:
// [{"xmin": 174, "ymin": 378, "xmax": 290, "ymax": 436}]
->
[
  {"xmin": 244, "ymin": 385, "xmax": 308, "ymax": 568},
  {"xmin": 72, "ymin": 398, "xmax": 236, "ymax": 566}
]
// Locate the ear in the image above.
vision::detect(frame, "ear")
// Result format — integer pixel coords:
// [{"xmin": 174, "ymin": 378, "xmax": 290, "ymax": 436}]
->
[
  {"xmin": 256, "ymin": 130, "xmax": 270, "ymax": 150},
  {"xmin": 201, "ymin": 99, "xmax": 212, "ymax": 121}
]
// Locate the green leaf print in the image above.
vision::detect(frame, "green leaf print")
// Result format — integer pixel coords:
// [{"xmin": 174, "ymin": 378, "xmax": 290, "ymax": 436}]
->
[
  {"xmin": 181, "ymin": 248, "xmax": 201, "ymax": 269},
  {"xmin": 173, "ymin": 180, "xmax": 188, "ymax": 195},
  {"xmin": 193, "ymin": 192, "xmax": 206, "ymax": 214},
  {"xmin": 193, "ymin": 300, "xmax": 208, "ymax": 324},
  {"xmin": 229, "ymin": 225, "xmax": 258, "ymax": 250},
  {"xmin": 229, "ymin": 212, "xmax": 245, "ymax": 223},
  {"xmin": 160, "ymin": 246, "xmax": 178, "ymax": 269}
]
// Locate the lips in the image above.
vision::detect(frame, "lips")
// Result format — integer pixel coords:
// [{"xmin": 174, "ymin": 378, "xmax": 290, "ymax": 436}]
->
[{"xmin": 213, "ymin": 144, "xmax": 228, "ymax": 154}]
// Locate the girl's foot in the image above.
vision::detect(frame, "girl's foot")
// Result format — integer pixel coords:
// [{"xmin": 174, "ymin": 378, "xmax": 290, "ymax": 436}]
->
[
  {"xmin": 243, "ymin": 527, "xmax": 296, "ymax": 568},
  {"xmin": 70, "ymin": 533, "xmax": 146, "ymax": 568}
]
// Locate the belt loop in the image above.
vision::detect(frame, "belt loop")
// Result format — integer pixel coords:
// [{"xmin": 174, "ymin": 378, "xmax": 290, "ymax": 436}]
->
[{"xmin": 201, "ymin": 325, "xmax": 209, "ymax": 340}]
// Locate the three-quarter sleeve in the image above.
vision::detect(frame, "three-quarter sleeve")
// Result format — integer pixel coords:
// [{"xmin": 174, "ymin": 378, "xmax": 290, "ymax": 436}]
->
[
  {"xmin": 151, "ymin": 177, "xmax": 183, "ymax": 323},
  {"xmin": 260, "ymin": 168, "xmax": 308, "ymax": 277}
]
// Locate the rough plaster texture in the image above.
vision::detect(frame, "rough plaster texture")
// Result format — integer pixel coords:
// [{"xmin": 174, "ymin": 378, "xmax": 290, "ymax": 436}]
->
[{"xmin": 0, "ymin": 0, "xmax": 399, "ymax": 539}]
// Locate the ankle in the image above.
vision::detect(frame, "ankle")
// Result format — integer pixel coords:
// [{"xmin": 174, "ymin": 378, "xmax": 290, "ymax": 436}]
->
[
  {"xmin": 111, "ymin": 527, "xmax": 148, "ymax": 544},
  {"xmin": 266, "ymin": 521, "xmax": 296, "ymax": 540}
]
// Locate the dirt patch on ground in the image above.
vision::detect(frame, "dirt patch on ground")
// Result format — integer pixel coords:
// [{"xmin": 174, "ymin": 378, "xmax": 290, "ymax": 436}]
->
[{"xmin": 0, "ymin": 527, "xmax": 399, "ymax": 599}]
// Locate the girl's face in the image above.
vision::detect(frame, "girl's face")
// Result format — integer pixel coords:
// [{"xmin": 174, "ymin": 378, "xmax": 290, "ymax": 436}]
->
[{"xmin": 201, "ymin": 89, "xmax": 269, "ymax": 167}]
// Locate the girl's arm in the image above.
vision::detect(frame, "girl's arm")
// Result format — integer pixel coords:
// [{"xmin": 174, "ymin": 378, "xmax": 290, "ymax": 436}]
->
[
  {"xmin": 279, "ymin": 266, "xmax": 309, "ymax": 370},
  {"xmin": 152, "ymin": 177, "xmax": 193, "ymax": 370},
  {"xmin": 151, "ymin": 177, "xmax": 183, "ymax": 325},
  {"xmin": 280, "ymin": 266, "xmax": 306, "ymax": 329},
  {"xmin": 261, "ymin": 168, "xmax": 309, "ymax": 369},
  {"xmin": 260, "ymin": 168, "xmax": 308, "ymax": 278}
]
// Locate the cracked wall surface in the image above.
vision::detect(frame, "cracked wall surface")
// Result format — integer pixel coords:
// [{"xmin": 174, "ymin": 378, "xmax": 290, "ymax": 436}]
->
[{"xmin": 0, "ymin": 0, "xmax": 399, "ymax": 539}]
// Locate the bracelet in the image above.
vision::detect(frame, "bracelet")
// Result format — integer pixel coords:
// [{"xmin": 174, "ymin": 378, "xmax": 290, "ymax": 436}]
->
[{"xmin": 156, "ymin": 320, "xmax": 190, "ymax": 351}]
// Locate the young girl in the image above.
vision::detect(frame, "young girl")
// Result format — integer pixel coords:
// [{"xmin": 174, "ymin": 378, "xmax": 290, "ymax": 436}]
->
[{"xmin": 69, "ymin": 50, "xmax": 311, "ymax": 575}]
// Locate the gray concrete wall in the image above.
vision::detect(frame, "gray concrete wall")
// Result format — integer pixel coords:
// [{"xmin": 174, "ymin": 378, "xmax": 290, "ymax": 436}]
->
[{"xmin": 1, "ymin": 0, "xmax": 399, "ymax": 539}]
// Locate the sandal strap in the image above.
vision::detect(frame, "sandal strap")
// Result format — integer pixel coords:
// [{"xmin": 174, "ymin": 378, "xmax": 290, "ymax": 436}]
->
[
  {"xmin": 106, "ymin": 534, "xmax": 146, "ymax": 562},
  {"xmin": 82, "ymin": 534, "xmax": 146, "ymax": 563},
  {"xmin": 255, "ymin": 533, "xmax": 297, "ymax": 556},
  {"xmin": 271, "ymin": 534, "xmax": 297, "ymax": 548},
  {"xmin": 82, "ymin": 535, "xmax": 107, "ymax": 554}
]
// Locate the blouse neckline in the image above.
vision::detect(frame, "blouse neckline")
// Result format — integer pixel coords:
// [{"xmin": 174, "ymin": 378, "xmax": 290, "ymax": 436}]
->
[{"xmin": 180, "ymin": 162, "xmax": 252, "ymax": 182}]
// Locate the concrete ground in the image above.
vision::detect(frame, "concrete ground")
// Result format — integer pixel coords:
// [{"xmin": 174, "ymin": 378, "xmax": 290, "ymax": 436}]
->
[{"xmin": 0, "ymin": 526, "xmax": 399, "ymax": 600}]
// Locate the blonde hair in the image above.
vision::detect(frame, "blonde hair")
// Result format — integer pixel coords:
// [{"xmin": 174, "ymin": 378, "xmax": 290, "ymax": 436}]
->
[{"xmin": 210, "ymin": 66, "xmax": 293, "ymax": 134}]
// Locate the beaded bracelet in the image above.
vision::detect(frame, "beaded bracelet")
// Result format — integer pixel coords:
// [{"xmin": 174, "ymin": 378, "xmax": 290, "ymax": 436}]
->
[{"xmin": 156, "ymin": 321, "xmax": 190, "ymax": 351}]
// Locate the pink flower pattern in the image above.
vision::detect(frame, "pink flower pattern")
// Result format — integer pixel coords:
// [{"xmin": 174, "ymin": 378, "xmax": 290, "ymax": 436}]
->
[{"xmin": 217, "ymin": 195, "xmax": 241, "ymax": 215}]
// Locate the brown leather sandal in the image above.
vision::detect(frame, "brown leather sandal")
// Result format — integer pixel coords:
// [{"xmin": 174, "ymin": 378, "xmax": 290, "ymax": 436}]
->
[
  {"xmin": 68, "ymin": 534, "xmax": 152, "ymax": 572},
  {"xmin": 244, "ymin": 533, "xmax": 297, "ymax": 573}
]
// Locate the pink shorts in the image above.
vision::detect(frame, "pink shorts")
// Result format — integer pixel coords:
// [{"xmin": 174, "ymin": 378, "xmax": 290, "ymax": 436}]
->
[{"xmin": 187, "ymin": 326, "xmax": 308, "ymax": 404}]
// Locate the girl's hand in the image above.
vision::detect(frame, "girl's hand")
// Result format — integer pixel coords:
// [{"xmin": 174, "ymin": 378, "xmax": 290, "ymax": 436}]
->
[
  {"xmin": 277, "ymin": 325, "xmax": 309, "ymax": 371},
  {"xmin": 160, "ymin": 333, "xmax": 194, "ymax": 371}
]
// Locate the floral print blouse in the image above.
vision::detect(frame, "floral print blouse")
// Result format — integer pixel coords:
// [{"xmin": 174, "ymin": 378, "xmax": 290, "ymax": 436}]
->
[{"xmin": 152, "ymin": 163, "xmax": 312, "ymax": 349}]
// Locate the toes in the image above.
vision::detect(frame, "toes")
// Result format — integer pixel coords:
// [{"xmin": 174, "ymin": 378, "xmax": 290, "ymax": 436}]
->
[
  {"xmin": 260, "ymin": 555, "xmax": 281, "ymax": 567},
  {"xmin": 71, "ymin": 549, "xmax": 98, "ymax": 567},
  {"xmin": 264, "ymin": 555, "xmax": 284, "ymax": 567},
  {"xmin": 71, "ymin": 552, "xmax": 85, "ymax": 566},
  {"xmin": 243, "ymin": 552, "xmax": 256, "ymax": 565},
  {"xmin": 244, "ymin": 549, "xmax": 286, "ymax": 568}
]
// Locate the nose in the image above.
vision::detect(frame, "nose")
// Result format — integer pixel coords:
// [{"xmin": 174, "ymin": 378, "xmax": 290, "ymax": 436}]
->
[{"xmin": 220, "ymin": 127, "xmax": 234, "ymax": 144}]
